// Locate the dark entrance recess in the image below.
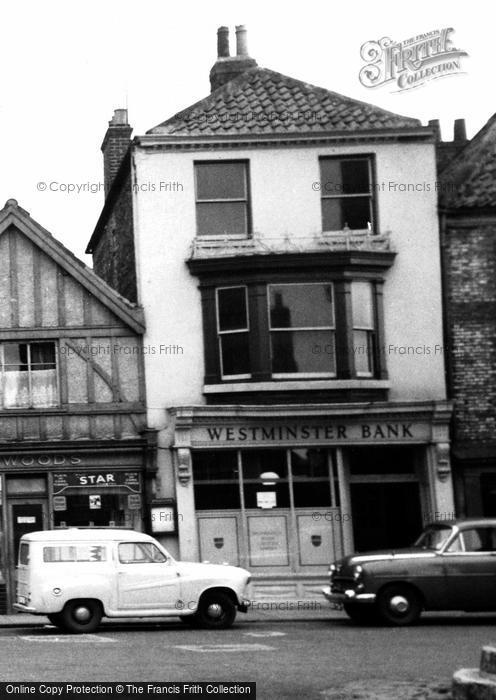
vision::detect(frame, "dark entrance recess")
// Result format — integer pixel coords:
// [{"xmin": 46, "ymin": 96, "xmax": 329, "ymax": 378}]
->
[
  {"xmin": 11, "ymin": 503, "xmax": 45, "ymax": 564},
  {"xmin": 348, "ymin": 446, "xmax": 423, "ymax": 552}
]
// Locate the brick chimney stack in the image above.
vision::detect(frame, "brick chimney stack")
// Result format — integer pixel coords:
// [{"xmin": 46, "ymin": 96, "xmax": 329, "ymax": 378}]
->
[
  {"xmin": 209, "ymin": 25, "xmax": 257, "ymax": 92},
  {"xmin": 101, "ymin": 109, "xmax": 132, "ymax": 197}
]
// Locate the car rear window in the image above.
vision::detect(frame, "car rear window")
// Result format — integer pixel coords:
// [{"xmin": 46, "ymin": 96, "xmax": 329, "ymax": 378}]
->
[
  {"xmin": 43, "ymin": 545, "xmax": 107, "ymax": 562},
  {"xmin": 19, "ymin": 542, "xmax": 30, "ymax": 565}
]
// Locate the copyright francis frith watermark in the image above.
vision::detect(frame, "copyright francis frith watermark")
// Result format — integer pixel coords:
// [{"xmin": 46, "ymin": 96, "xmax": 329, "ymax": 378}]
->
[{"xmin": 359, "ymin": 28, "xmax": 468, "ymax": 92}]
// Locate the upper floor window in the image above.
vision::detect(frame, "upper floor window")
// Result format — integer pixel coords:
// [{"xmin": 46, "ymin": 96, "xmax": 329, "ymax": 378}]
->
[
  {"xmin": 269, "ymin": 283, "xmax": 335, "ymax": 377},
  {"xmin": 0, "ymin": 342, "xmax": 58, "ymax": 408},
  {"xmin": 216, "ymin": 287, "xmax": 250, "ymax": 379},
  {"xmin": 320, "ymin": 157, "xmax": 374, "ymax": 232},
  {"xmin": 351, "ymin": 282, "xmax": 375, "ymax": 377},
  {"xmin": 195, "ymin": 161, "xmax": 250, "ymax": 236}
]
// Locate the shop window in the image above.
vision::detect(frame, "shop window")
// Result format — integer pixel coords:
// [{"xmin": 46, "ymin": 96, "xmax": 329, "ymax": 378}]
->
[
  {"xmin": 53, "ymin": 493, "xmax": 140, "ymax": 529},
  {"xmin": 0, "ymin": 342, "xmax": 57, "ymax": 408},
  {"xmin": 195, "ymin": 161, "xmax": 250, "ymax": 236},
  {"xmin": 216, "ymin": 287, "xmax": 251, "ymax": 378},
  {"xmin": 291, "ymin": 448, "xmax": 332, "ymax": 507},
  {"xmin": 351, "ymin": 282, "xmax": 375, "ymax": 377},
  {"xmin": 320, "ymin": 157, "xmax": 374, "ymax": 232},
  {"xmin": 193, "ymin": 451, "xmax": 241, "ymax": 510},
  {"xmin": 269, "ymin": 284, "xmax": 335, "ymax": 376},
  {"xmin": 242, "ymin": 450, "xmax": 290, "ymax": 509}
]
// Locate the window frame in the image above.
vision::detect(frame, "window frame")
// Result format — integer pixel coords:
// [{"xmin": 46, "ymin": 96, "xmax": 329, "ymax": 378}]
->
[
  {"xmin": 0, "ymin": 341, "xmax": 59, "ymax": 409},
  {"xmin": 215, "ymin": 285, "xmax": 251, "ymax": 380},
  {"xmin": 351, "ymin": 281, "xmax": 376, "ymax": 378},
  {"xmin": 267, "ymin": 282, "xmax": 337, "ymax": 379},
  {"xmin": 194, "ymin": 160, "xmax": 252, "ymax": 238},
  {"xmin": 319, "ymin": 155, "xmax": 376, "ymax": 234}
]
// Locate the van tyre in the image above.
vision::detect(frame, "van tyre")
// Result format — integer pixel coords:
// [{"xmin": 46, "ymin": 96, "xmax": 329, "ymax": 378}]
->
[
  {"xmin": 196, "ymin": 592, "xmax": 236, "ymax": 629},
  {"xmin": 377, "ymin": 585, "xmax": 422, "ymax": 626},
  {"xmin": 61, "ymin": 600, "xmax": 102, "ymax": 634}
]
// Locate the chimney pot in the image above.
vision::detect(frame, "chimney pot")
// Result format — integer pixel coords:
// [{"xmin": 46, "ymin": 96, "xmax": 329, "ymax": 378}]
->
[
  {"xmin": 217, "ymin": 26, "xmax": 230, "ymax": 58},
  {"xmin": 428, "ymin": 119, "xmax": 441, "ymax": 141},
  {"xmin": 111, "ymin": 108, "xmax": 129, "ymax": 126},
  {"xmin": 101, "ymin": 109, "xmax": 132, "ymax": 197},
  {"xmin": 235, "ymin": 25, "xmax": 248, "ymax": 56},
  {"xmin": 454, "ymin": 118, "xmax": 467, "ymax": 143}
]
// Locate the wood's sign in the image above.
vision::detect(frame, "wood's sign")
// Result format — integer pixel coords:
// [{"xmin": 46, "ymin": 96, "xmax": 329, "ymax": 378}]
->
[
  {"xmin": 53, "ymin": 471, "xmax": 141, "ymax": 494},
  {"xmin": 190, "ymin": 421, "xmax": 431, "ymax": 446}
]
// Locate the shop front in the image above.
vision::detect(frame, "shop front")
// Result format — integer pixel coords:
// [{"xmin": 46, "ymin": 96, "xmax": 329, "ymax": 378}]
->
[
  {"xmin": 171, "ymin": 402, "xmax": 454, "ymax": 599},
  {"xmin": 0, "ymin": 442, "xmax": 151, "ymax": 611}
]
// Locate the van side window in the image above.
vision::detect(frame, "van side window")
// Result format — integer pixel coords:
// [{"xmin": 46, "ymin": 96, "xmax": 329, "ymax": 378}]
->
[
  {"xmin": 118, "ymin": 542, "xmax": 167, "ymax": 564},
  {"xmin": 43, "ymin": 545, "xmax": 107, "ymax": 562},
  {"xmin": 19, "ymin": 542, "xmax": 30, "ymax": 565}
]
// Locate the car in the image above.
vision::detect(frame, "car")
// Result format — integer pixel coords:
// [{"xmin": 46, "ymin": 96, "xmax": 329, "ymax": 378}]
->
[
  {"xmin": 14, "ymin": 528, "xmax": 251, "ymax": 633},
  {"xmin": 322, "ymin": 518, "xmax": 496, "ymax": 626}
]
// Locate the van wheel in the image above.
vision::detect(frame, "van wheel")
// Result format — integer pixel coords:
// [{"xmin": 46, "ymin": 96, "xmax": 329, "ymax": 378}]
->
[
  {"xmin": 61, "ymin": 600, "xmax": 102, "ymax": 634},
  {"xmin": 196, "ymin": 592, "xmax": 236, "ymax": 629},
  {"xmin": 377, "ymin": 585, "xmax": 422, "ymax": 626}
]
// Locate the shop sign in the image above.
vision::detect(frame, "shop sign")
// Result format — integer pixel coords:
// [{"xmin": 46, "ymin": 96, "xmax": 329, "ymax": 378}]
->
[
  {"xmin": 1, "ymin": 455, "xmax": 82, "ymax": 467},
  {"xmin": 89, "ymin": 495, "xmax": 101, "ymax": 510},
  {"xmin": 127, "ymin": 495, "xmax": 142, "ymax": 510},
  {"xmin": 53, "ymin": 471, "xmax": 141, "ymax": 494},
  {"xmin": 193, "ymin": 421, "xmax": 431, "ymax": 446}
]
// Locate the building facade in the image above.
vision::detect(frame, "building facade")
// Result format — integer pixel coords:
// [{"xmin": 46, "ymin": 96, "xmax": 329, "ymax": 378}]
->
[
  {"xmin": 0, "ymin": 199, "xmax": 154, "ymax": 611},
  {"xmin": 439, "ymin": 114, "xmax": 496, "ymax": 518},
  {"xmin": 87, "ymin": 27, "xmax": 454, "ymax": 598}
]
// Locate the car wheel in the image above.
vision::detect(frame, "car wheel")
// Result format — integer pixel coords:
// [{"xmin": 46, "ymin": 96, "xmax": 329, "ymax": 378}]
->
[
  {"xmin": 60, "ymin": 600, "xmax": 102, "ymax": 634},
  {"xmin": 196, "ymin": 592, "xmax": 236, "ymax": 629},
  {"xmin": 179, "ymin": 614, "xmax": 199, "ymax": 627},
  {"xmin": 377, "ymin": 585, "xmax": 422, "ymax": 626},
  {"xmin": 343, "ymin": 602, "xmax": 379, "ymax": 625}
]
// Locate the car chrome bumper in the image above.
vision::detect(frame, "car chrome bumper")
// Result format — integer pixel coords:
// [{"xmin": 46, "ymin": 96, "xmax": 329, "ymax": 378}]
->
[
  {"xmin": 321, "ymin": 586, "xmax": 376, "ymax": 605},
  {"xmin": 237, "ymin": 598, "xmax": 250, "ymax": 613}
]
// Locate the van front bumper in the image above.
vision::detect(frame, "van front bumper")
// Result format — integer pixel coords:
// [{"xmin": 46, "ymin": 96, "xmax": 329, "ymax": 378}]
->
[{"xmin": 13, "ymin": 603, "xmax": 39, "ymax": 614}]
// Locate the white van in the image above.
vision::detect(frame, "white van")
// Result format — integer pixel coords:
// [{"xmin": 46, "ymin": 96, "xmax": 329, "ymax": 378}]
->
[{"xmin": 14, "ymin": 529, "xmax": 251, "ymax": 633}]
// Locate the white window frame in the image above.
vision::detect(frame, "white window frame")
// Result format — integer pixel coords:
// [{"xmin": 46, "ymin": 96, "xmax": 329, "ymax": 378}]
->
[
  {"xmin": 268, "ymin": 282, "xmax": 336, "ymax": 379},
  {"xmin": 195, "ymin": 161, "xmax": 250, "ymax": 238}
]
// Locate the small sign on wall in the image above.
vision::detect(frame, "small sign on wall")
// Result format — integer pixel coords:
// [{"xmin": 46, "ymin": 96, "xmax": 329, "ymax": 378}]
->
[
  {"xmin": 17, "ymin": 516, "xmax": 36, "ymax": 524},
  {"xmin": 89, "ymin": 495, "xmax": 101, "ymax": 510},
  {"xmin": 256, "ymin": 491, "xmax": 277, "ymax": 509},
  {"xmin": 150, "ymin": 500, "xmax": 177, "ymax": 534},
  {"xmin": 53, "ymin": 496, "xmax": 67, "ymax": 511},
  {"xmin": 128, "ymin": 494, "xmax": 141, "ymax": 510}
]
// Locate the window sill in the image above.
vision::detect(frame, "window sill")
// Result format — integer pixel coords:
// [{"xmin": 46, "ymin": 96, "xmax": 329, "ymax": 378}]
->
[{"xmin": 204, "ymin": 379, "xmax": 390, "ymax": 393}]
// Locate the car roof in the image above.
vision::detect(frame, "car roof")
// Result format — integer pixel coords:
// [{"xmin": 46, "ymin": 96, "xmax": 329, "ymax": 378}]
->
[
  {"xmin": 425, "ymin": 518, "xmax": 496, "ymax": 528},
  {"xmin": 20, "ymin": 529, "xmax": 154, "ymax": 543}
]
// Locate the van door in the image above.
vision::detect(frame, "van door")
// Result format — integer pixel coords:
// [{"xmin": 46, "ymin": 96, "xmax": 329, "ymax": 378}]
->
[{"xmin": 116, "ymin": 540, "xmax": 180, "ymax": 611}]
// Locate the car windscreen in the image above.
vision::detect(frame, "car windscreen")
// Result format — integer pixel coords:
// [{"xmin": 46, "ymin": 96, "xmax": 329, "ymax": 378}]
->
[{"xmin": 414, "ymin": 526, "xmax": 453, "ymax": 551}]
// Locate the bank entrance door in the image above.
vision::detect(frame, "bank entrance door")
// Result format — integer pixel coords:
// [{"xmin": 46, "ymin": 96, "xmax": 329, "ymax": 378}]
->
[{"xmin": 193, "ymin": 448, "xmax": 345, "ymax": 578}]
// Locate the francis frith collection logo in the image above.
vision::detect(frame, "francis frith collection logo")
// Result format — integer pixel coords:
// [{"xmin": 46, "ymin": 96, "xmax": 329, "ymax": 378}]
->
[{"xmin": 359, "ymin": 28, "xmax": 468, "ymax": 92}]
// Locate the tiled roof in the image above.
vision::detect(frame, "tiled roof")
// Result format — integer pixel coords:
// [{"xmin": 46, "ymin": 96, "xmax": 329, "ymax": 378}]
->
[
  {"xmin": 439, "ymin": 113, "xmax": 496, "ymax": 209},
  {"xmin": 148, "ymin": 67, "xmax": 421, "ymax": 136}
]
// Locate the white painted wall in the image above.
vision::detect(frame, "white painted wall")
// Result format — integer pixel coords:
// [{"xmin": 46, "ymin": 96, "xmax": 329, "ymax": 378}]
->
[{"xmin": 132, "ymin": 139, "xmax": 446, "ymax": 430}]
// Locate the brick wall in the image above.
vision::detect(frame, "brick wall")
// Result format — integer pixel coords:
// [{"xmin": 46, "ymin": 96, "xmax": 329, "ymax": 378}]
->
[
  {"xmin": 443, "ymin": 222, "xmax": 496, "ymax": 443},
  {"xmin": 92, "ymin": 173, "xmax": 137, "ymax": 303}
]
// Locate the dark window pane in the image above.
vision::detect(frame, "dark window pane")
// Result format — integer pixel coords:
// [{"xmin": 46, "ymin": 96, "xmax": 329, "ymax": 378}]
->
[
  {"xmin": 269, "ymin": 284, "xmax": 334, "ymax": 329},
  {"xmin": 196, "ymin": 163, "xmax": 247, "ymax": 200},
  {"xmin": 220, "ymin": 333, "xmax": 250, "ymax": 376},
  {"xmin": 4, "ymin": 343, "xmax": 28, "ymax": 369},
  {"xmin": 322, "ymin": 197, "xmax": 371, "ymax": 231},
  {"xmin": 242, "ymin": 450, "xmax": 288, "ymax": 480},
  {"xmin": 192, "ymin": 451, "xmax": 239, "ymax": 481},
  {"xmin": 194, "ymin": 484, "xmax": 241, "ymax": 510},
  {"xmin": 243, "ymin": 482, "xmax": 290, "ymax": 508},
  {"xmin": 320, "ymin": 159, "xmax": 370, "ymax": 195},
  {"xmin": 31, "ymin": 342, "xmax": 56, "ymax": 367},
  {"xmin": 291, "ymin": 449, "xmax": 328, "ymax": 478},
  {"xmin": 197, "ymin": 202, "xmax": 247, "ymax": 235},
  {"xmin": 348, "ymin": 447, "xmax": 417, "ymax": 474},
  {"xmin": 271, "ymin": 330, "xmax": 335, "ymax": 374},
  {"xmin": 293, "ymin": 481, "xmax": 331, "ymax": 507},
  {"xmin": 218, "ymin": 288, "xmax": 247, "ymax": 331}
]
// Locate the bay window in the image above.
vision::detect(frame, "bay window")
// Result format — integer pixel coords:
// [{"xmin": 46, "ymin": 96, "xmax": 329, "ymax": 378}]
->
[
  {"xmin": 1, "ymin": 342, "xmax": 58, "ymax": 408},
  {"xmin": 216, "ymin": 286, "xmax": 251, "ymax": 378},
  {"xmin": 351, "ymin": 281, "xmax": 375, "ymax": 377}
]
